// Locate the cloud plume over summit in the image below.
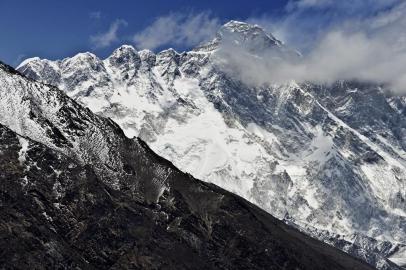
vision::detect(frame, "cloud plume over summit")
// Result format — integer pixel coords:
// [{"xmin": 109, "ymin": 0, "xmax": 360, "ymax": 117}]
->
[
  {"xmin": 133, "ymin": 12, "xmax": 220, "ymax": 50},
  {"xmin": 227, "ymin": 0, "xmax": 406, "ymax": 93}
]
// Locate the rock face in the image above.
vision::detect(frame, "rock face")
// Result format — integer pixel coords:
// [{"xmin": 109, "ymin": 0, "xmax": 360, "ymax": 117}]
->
[
  {"xmin": 0, "ymin": 61, "xmax": 377, "ymax": 269},
  {"xmin": 17, "ymin": 21, "xmax": 406, "ymax": 269}
]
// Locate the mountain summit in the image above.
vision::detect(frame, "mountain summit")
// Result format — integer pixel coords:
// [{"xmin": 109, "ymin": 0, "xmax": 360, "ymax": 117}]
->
[
  {"xmin": 220, "ymin": 20, "xmax": 283, "ymax": 47},
  {"xmin": 195, "ymin": 20, "xmax": 284, "ymax": 53}
]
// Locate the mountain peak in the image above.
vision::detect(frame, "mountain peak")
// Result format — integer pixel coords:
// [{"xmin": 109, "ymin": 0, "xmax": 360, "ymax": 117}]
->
[
  {"xmin": 195, "ymin": 20, "xmax": 283, "ymax": 53},
  {"xmin": 16, "ymin": 57, "xmax": 41, "ymax": 69},
  {"xmin": 109, "ymin": 44, "xmax": 137, "ymax": 57},
  {"xmin": 107, "ymin": 44, "xmax": 140, "ymax": 68},
  {"xmin": 68, "ymin": 52, "xmax": 99, "ymax": 62},
  {"xmin": 219, "ymin": 20, "xmax": 281, "ymax": 46},
  {"xmin": 138, "ymin": 49, "xmax": 155, "ymax": 57},
  {"xmin": 118, "ymin": 44, "xmax": 136, "ymax": 50},
  {"xmin": 222, "ymin": 20, "xmax": 260, "ymax": 31}
]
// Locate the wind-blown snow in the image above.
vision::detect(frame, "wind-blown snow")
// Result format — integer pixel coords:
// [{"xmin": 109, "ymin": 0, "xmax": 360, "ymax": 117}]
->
[{"xmin": 17, "ymin": 136, "xmax": 29, "ymax": 165}]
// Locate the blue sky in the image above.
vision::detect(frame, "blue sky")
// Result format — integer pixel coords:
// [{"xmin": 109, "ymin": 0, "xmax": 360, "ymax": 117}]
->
[
  {"xmin": 1, "ymin": 0, "xmax": 405, "ymax": 93},
  {"xmin": 0, "ymin": 0, "xmax": 287, "ymax": 66}
]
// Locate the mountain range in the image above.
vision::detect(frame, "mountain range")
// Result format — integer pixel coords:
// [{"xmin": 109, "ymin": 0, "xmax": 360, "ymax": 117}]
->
[
  {"xmin": 0, "ymin": 58, "xmax": 382, "ymax": 269},
  {"xmin": 10, "ymin": 20, "xmax": 406, "ymax": 269}
]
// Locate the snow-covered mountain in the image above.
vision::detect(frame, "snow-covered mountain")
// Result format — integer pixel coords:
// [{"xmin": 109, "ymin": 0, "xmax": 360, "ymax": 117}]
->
[
  {"xmin": 18, "ymin": 20, "xmax": 406, "ymax": 269},
  {"xmin": 1, "ymin": 60, "xmax": 379, "ymax": 269}
]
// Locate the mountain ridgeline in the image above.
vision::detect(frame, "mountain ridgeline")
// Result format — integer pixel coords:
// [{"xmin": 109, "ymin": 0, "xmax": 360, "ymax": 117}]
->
[
  {"xmin": 0, "ymin": 58, "xmax": 379, "ymax": 269},
  {"xmin": 11, "ymin": 21, "xmax": 406, "ymax": 269}
]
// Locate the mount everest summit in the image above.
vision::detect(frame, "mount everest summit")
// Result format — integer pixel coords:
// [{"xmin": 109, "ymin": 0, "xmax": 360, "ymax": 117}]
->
[{"xmin": 14, "ymin": 20, "xmax": 406, "ymax": 269}]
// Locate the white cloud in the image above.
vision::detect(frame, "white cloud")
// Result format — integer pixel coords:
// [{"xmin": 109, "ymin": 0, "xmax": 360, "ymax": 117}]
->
[
  {"xmin": 133, "ymin": 12, "xmax": 220, "ymax": 50},
  {"xmin": 90, "ymin": 19, "xmax": 127, "ymax": 48},
  {"xmin": 229, "ymin": 1, "xmax": 406, "ymax": 93},
  {"xmin": 249, "ymin": 0, "xmax": 402, "ymax": 53},
  {"xmin": 286, "ymin": 0, "xmax": 399, "ymax": 13},
  {"xmin": 286, "ymin": 0, "xmax": 334, "ymax": 11},
  {"xmin": 13, "ymin": 54, "xmax": 26, "ymax": 67}
]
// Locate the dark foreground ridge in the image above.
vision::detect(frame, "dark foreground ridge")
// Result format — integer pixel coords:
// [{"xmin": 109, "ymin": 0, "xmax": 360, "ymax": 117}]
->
[{"xmin": 0, "ymin": 61, "xmax": 375, "ymax": 269}]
